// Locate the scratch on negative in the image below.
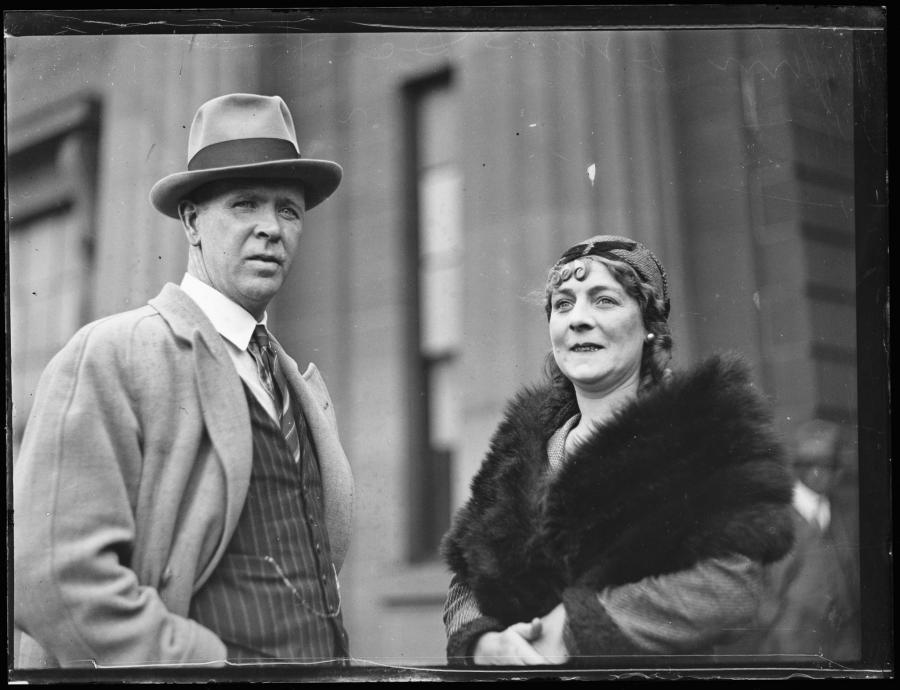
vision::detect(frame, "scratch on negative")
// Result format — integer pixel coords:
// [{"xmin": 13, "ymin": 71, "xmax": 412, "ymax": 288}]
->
[
  {"xmin": 336, "ymin": 107, "xmax": 369, "ymax": 127},
  {"xmin": 753, "ymin": 191, "xmax": 848, "ymax": 209},
  {"xmin": 708, "ymin": 57, "xmax": 800, "ymax": 80}
]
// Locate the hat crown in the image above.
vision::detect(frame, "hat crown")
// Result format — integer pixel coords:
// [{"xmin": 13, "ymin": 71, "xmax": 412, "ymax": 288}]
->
[
  {"xmin": 187, "ymin": 93, "xmax": 299, "ymax": 163},
  {"xmin": 150, "ymin": 92, "xmax": 342, "ymax": 219}
]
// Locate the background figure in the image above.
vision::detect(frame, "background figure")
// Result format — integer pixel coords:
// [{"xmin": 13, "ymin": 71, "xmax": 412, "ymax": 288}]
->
[
  {"xmin": 441, "ymin": 236, "xmax": 795, "ymax": 665},
  {"xmin": 717, "ymin": 419, "xmax": 861, "ymax": 661}
]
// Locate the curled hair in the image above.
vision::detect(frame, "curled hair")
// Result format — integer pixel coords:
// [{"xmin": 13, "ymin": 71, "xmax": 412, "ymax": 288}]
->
[{"xmin": 543, "ymin": 256, "xmax": 673, "ymax": 395}]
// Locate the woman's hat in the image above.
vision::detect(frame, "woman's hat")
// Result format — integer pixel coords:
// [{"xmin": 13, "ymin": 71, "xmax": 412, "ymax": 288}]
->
[
  {"xmin": 553, "ymin": 235, "xmax": 670, "ymax": 317},
  {"xmin": 150, "ymin": 93, "xmax": 342, "ymax": 219}
]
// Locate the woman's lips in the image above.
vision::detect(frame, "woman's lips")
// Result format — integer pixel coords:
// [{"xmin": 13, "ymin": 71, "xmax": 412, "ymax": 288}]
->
[{"xmin": 571, "ymin": 343, "xmax": 603, "ymax": 352}]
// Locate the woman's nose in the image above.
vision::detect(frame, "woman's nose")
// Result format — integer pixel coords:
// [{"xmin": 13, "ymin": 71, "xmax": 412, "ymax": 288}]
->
[{"xmin": 567, "ymin": 300, "xmax": 594, "ymax": 330}]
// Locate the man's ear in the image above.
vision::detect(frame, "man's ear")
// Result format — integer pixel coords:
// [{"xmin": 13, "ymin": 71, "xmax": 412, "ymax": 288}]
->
[{"xmin": 179, "ymin": 200, "xmax": 202, "ymax": 246}]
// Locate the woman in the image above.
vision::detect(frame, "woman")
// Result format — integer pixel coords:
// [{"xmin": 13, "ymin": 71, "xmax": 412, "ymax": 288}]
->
[{"xmin": 441, "ymin": 235, "xmax": 795, "ymax": 665}]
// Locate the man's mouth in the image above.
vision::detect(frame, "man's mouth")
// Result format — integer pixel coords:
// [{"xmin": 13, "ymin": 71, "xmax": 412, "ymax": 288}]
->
[
  {"xmin": 571, "ymin": 343, "xmax": 603, "ymax": 352},
  {"xmin": 246, "ymin": 254, "xmax": 282, "ymax": 266}
]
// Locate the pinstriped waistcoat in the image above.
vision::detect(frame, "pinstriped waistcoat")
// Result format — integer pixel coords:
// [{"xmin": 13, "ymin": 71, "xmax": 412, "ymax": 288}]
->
[{"xmin": 190, "ymin": 384, "xmax": 349, "ymax": 662}]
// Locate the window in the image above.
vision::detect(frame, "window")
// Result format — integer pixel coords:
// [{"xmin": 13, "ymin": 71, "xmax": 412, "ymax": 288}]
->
[
  {"xmin": 404, "ymin": 69, "xmax": 461, "ymax": 562},
  {"xmin": 8, "ymin": 95, "xmax": 101, "ymax": 451}
]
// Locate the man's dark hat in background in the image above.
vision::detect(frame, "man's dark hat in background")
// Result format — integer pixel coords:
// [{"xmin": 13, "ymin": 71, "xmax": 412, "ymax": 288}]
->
[
  {"xmin": 554, "ymin": 234, "xmax": 671, "ymax": 317},
  {"xmin": 150, "ymin": 93, "xmax": 342, "ymax": 219}
]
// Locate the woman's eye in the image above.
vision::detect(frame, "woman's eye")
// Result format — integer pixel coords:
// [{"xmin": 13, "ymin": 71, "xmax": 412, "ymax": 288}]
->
[
  {"xmin": 596, "ymin": 296, "xmax": 618, "ymax": 306},
  {"xmin": 553, "ymin": 299, "xmax": 572, "ymax": 311},
  {"xmin": 233, "ymin": 199, "xmax": 254, "ymax": 208}
]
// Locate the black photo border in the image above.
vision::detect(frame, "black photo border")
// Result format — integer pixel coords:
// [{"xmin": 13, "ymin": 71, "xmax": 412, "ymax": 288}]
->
[{"xmin": 5, "ymin": 4, "xmax": 890, "ymax": 682}]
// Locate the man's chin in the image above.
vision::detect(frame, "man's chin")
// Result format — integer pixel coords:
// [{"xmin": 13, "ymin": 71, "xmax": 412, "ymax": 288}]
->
[
  {"xmin": 247, "ymin": 269, "xmax": 285, "ymax": 289},
  {"xmin": 237, "ymin": 281, "xmax": 283, "ymax": 315}
]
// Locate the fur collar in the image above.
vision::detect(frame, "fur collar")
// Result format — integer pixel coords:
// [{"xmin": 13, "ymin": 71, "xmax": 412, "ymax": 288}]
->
[{"xmin": 442, "ymin": 354, "xmax": 795, "ymax": 624}]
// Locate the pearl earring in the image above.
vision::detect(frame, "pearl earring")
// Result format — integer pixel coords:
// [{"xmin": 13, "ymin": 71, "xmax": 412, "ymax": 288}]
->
[{"xmin": 645, "ymin": 333, "xmax": 655, "ymax": 342}]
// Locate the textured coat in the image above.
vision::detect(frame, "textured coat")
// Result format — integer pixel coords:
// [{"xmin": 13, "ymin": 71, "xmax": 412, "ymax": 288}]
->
[
  {"xmin": 442, "ymin": 354, "xmax": 794, "ymax": 655},
  {"xmin": 13, "ymin": 283, "xmax": 354, "ymax": 668}
]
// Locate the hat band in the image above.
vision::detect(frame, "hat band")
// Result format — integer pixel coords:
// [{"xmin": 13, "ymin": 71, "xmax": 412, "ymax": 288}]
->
[
  {"xmin": 188, "ymin": 137, "xmax": 300, "ymax": 171},
  {"xmin": 554, "ymin": 239, "xmax": 637, "ymax": 268}
]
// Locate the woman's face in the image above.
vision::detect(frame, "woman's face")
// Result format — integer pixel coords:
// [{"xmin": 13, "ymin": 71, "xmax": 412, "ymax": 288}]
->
[{"xmin": 548, "ymin": 259, "xmax": 647, "ymax": 396}]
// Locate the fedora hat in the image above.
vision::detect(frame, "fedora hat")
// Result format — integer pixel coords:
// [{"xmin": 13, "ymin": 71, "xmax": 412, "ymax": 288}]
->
[{"xmin": 150, "ymin": 93, "xmax": 342, "ymax": 219}]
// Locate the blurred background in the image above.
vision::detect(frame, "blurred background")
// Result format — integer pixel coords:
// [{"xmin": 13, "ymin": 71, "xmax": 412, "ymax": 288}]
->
[{"xmin": 7, "ymin": 25, "xmax": 864, "ymax": 665}]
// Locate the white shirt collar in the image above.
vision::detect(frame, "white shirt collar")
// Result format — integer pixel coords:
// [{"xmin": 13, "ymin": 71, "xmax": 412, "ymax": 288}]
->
[
  {"xmin": 792, "ymin": 480, "xmax": 830, "ymax": 530},
  {"xmin": 180, "ymin": 273, "xmax": 266, "ymax": 351}
]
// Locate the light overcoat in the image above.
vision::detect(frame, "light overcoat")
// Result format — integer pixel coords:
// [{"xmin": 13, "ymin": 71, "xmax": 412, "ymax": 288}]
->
[{"xmin": 13, "ymin": 283, "xmax": 354, "ymax": 668}]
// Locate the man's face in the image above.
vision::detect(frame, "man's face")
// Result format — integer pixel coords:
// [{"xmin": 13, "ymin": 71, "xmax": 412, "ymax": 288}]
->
[
  {"xmin": 183, "ymin": 178, "xmax": 306, "ymax": 318},
  {"xmin": 795, "ymin": 462, "xmax": 838, "ymax": 496},
  {"xmin": 792, "ymin": 422, "xmax": 842, "ymax": 495}
]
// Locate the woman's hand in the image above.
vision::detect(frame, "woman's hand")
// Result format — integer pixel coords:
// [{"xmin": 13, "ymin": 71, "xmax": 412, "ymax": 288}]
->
[
  {"xmin": 472, "ymin": 606, "xmax": 571, "ymax": 665},
  {"xmin": 530, "ymin": 603, "xmax": 571, "ymax": 663},
  {"xmin": 473, "ymin": 618, "xmax": 550, "ymax": 665}
]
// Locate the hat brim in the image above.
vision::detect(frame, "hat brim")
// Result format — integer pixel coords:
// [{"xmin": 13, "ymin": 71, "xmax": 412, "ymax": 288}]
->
[{"xmin": 150, "ymin": 158, "xmax": 343, "ymax": 219}]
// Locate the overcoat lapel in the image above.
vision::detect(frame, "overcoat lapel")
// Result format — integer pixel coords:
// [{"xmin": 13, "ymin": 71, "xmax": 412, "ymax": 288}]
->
[
  {"xmin": 148, "ymin": 283, "xmax": 253, "ymax": 582},
  {"xmin": 273, "ymin": 339, "xmax": 354, "ymax": 572}
]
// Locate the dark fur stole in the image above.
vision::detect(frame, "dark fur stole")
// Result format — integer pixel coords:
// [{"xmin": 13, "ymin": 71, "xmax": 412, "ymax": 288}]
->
[{"xmin": 441, "ymin": 353, "xmax": 795, "ymax": 626}]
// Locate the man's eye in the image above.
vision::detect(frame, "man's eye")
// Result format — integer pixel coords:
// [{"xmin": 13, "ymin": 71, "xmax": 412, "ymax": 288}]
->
[{"xmin": 280, "ymin": 207, "xmax": 300, "ymax": 219}]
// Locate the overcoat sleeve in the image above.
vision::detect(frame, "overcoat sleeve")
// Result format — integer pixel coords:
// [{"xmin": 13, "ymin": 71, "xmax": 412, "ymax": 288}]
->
[
  {"xmin": 13, "ymin": 321, "xmax": 226, "ymax": 668},
  {"xmin": 562, "ymin": 554, "xmax": 764, "ymax": 656}
]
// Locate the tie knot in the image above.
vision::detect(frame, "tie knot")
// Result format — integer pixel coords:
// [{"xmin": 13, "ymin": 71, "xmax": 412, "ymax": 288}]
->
[{"xmin": 252, "ymin": 324, "xmax": 272, "ymax": 352}]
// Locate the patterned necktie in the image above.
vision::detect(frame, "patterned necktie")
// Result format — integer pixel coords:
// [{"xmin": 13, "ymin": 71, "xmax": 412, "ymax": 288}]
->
[{"xmin": 248, "ymin": 325, "xmax": 302, "ymax": 464}]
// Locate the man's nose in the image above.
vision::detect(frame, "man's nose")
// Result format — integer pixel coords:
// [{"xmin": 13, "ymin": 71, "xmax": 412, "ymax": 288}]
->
[{"xmin": 253, "ymin": 205, "xmax": 283, "ymax": 240}]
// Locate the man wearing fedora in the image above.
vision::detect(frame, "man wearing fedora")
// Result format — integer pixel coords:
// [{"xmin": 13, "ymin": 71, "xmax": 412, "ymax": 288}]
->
[{"xmin": 14, "ymin": 93, "xmax": 354, "ymax": 668}]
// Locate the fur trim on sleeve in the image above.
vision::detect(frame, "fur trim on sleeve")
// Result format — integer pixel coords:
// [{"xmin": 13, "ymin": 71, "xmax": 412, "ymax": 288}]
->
[{"xmin": 562, "ymin": 586, "xmax": 644, "ymax": 659}]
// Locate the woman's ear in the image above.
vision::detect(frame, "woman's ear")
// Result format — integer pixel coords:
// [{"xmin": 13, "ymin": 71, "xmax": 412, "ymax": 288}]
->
[{"xmin": 178, "ymin": 200, "xmax": 202, "ymax": 246}]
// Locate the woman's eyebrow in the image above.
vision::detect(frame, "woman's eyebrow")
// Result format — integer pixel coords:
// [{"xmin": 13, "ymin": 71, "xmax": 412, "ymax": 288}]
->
[
  {"xmin": 586, "ymin": 283, "xmax": 623, "ymax": 296},
  {"xmin": 551, "ymin": 286, "xmax": 575, "ymax": 297}
]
